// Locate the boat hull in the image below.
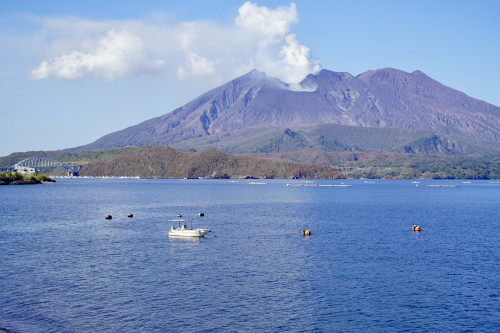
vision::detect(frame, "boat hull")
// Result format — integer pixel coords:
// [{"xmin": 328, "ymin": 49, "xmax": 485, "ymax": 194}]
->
[{"xmin": 167, "ymin": 228, "xmax": 210, "ymax": 237}]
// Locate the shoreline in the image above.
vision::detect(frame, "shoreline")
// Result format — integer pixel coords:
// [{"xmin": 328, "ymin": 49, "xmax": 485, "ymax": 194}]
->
[{"xmin": 0, "ymin": 179, "xmax": 56, "ymax": 185}]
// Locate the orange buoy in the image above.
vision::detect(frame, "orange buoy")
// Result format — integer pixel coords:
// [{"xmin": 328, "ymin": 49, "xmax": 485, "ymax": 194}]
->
[
  {"xmin": 412, "ymin": 225, "xmax": 421, "ymax": 232},
  {"xmin": 302, "ymin": 229, "xmax": 311, "ymax": 236}
]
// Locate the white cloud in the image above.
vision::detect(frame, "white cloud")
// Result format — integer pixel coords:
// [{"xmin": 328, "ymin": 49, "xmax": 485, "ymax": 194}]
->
[
  {"xmin": 29, "ymin": 2, "xmax": 321, "ymax": 85},
  {"xmin": 280, "ymin": 34, "xmax": 322, "ymax": 83},
  {"xmin": 31, "ymin": 30, "xmax": 164, "ymax": 80},
  {"xmin": 233, "ymin": 1, "xmax": 321, "ymax": 84},
  {"xmin": 235, "ymin": 1, "xmax": 298, "ymax": 44},
  {"xmin": 177, "ymin": 52, "xmax": 218, "ymax": 79}
]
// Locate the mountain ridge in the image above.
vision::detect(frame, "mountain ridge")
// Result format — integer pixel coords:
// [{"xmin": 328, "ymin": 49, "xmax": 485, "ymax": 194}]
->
[{"xmin": 76, "ymin": 67, "xmax": 500, "ymax": 154}]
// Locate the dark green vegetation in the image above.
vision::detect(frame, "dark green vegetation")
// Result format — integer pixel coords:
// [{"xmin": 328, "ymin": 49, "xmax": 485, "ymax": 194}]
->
[
  {"xmin": 1, "ymin": 146, "xmax": 499, "ymax": 179},
  {"xmin": 168, "ymin": 124, "xmax": 500, "ymax": 155},
  {"xmin": 0, "ymin": 171, "xmax": 53, "ymax": 185},
  {"xmin": 251, "ymin": 151, "xmax": 500, "ymax": 179}
]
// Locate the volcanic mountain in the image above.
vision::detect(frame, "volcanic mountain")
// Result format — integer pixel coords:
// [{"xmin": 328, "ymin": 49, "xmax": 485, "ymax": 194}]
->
[{"xmin": 78, "ymin": 68, "xmax": 500, "ymax": 155}]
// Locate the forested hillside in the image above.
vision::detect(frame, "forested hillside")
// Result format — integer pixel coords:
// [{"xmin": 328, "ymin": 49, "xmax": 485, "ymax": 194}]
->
[
  {"xmin": 78, "ymin": 147, "xmax": 343, "ymax": 179},
  {"xmin": 251, "ymin": 151, "xmax": 500, "ymax": 179}
]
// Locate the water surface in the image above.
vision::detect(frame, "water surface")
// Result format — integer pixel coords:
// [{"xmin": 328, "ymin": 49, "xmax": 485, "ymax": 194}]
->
[{"xmin": 1, "ymin": 179, "xmax": 499, "ymax": 332}]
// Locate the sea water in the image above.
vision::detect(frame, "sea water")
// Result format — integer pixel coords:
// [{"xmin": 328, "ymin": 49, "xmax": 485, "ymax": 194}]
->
[{"xmin": 1, "ymin": 178, "xmax": 499, "ymax": 332}]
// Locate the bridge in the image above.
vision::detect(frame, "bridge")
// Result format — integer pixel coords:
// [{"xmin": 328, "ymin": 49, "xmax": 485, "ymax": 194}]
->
[{"xmin": 1, "ymin": 156, "xmax": 83, "ymax": 177}]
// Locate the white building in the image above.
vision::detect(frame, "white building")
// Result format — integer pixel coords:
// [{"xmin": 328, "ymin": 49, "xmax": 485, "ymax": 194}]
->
[{"xmin": 15, "ymin": 166, "xmax": 36, "ymax": 175}]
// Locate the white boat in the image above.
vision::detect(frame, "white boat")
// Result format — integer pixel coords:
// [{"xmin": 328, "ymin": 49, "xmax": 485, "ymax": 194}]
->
[{"xmin": 167, "ymin": 219, "xmax": 211, "ymax": 238}]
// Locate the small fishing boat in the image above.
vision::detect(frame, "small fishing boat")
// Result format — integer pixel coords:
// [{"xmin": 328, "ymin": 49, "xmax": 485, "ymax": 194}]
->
[{"xmin": 167, "ymin": 219, "xmax": 211, "ymax": 238}]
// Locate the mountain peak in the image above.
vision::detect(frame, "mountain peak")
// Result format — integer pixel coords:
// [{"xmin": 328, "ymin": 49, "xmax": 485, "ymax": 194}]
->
[
  {"xmin": 410, "ymin": 69, "xmax": 431, "ymax": 80},
  {"xmin": 231, "ymin": 69, "xmax": 288, "ymax": 90},
  {"xmin": 357, "ymin": 67, "xmax": 412, "ymax": 81},
  {"xmin": 307, "ymin": 69, "xmax": 354, "ymax": 80},
  {"xmin": 240, "ymin": 68, "xmax": 267, "ymax": 80},
  {"xmin": 79, "ymin": 67, "xmax": 500, "ymax": 152},
  {"xmin": 301, "ymin": 69, "xmax": 355, "ymax": 90}
]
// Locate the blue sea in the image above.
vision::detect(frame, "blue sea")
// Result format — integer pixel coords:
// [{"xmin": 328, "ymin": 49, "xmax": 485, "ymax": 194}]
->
[{"xmin": 1, "ymin": 178, "xmax": 499, "ymax": 332}]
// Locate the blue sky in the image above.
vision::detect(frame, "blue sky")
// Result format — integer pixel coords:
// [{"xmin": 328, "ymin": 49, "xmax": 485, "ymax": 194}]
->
[{"xmin": 1, "ymin": 0, "xmax": 499, "ymax": 157}]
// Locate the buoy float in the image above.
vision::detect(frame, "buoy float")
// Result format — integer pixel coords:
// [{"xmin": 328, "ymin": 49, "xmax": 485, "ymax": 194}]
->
[
  {"xmin": 412, "ymin": 225, "xmax": 421, "ymax": 232},
  {"xmin": 198, "ymin": 212, "xmax": 204, "ymax": 216},
  {"xmin": 105, "ymin": 215, "xmax": 112, "ymax": 220},
  {"xmin": 177, "ymin": 214, "xmax": 182, "ymax": 217},
  {"xmin": 128, "ymin": 214, "xmax": 133, "ymax": 218},
  {"xmin": 302, "ymin": 229, "xmax": 311, "ymax": 236}
]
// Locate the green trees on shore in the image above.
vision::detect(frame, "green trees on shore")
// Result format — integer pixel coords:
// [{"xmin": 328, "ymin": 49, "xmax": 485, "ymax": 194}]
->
[{"xmin": 0, "ymin": 171, "xmax": 52, "ymax": 184}]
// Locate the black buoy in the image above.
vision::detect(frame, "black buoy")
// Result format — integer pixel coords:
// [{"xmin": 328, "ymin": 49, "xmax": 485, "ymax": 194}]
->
[
  {"xmin": 105, "ymin": 215, "xmax": 112, "ymax": 220},
  {"xmin": 198, "ymin": 212, "xmax": 205, "ymax": 216},
  {"xmin": 128, "ymin": 214, "xmax": 133, "ymax": 218}
]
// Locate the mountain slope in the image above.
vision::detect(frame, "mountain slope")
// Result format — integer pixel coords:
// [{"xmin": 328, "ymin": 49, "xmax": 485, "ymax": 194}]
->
[{"xmin": 77, "ymin": 68, "xmax": 500, "ymax": 153}]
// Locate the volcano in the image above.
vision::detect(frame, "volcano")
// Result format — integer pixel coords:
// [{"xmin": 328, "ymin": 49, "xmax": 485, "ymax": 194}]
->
[{"xmin": 77, "ymin": 68, "xmax": 500, "ymax": 155}]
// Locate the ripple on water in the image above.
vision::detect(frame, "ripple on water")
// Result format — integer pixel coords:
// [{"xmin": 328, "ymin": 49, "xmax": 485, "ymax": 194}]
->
[{"xmin": 0, "ymin": 179, "xmax": 499, "ymax": 332}]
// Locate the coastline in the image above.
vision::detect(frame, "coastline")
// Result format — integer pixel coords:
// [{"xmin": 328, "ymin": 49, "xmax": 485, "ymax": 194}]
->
[{"xmin": 0, "ymin": 179, "xmax": 56, "ymax": 185}]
